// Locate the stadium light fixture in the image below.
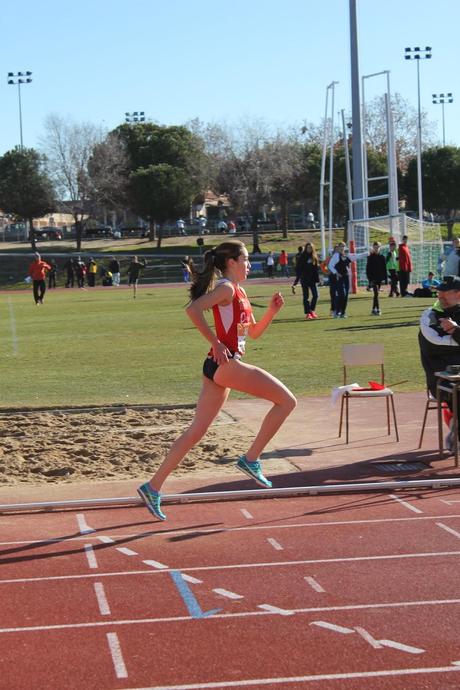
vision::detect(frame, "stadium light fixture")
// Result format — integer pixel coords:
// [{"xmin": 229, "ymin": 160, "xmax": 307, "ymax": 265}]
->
[
  {"xmin": 7, "ymin": 70, "xmax": 33, "ymax": 148},
  {"xmin": 125, "ymin": 111, "xmax": 146, "ymax": 124},
  {"xmin": 404, "ymin": 46, "xmax": 432, "ymax": 221},
  {"xmin": 432, "ymin": 92, "xmax": 453, "ymax": 146}
]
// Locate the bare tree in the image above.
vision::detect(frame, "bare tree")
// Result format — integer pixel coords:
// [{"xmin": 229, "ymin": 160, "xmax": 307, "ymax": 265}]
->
[
  {"xmin": 363, "ymin": 92, "xmax": 437, "ymax": 170},
  {"xmin": 40, "ymin": 114, "xmax": 105, "ymax": 250}
]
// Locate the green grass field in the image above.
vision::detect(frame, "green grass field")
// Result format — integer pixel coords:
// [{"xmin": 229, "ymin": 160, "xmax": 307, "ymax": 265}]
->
[{"xmin": 0, "ymin": 282, "xmax": 431, "ymax": 409}]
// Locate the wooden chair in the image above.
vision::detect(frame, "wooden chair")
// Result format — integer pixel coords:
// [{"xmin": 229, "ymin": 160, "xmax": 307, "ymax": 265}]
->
[
  {"xmin": 338, "ymin": 344, "xmax": 399, "ymax": 444},
  {"xmin": 418, "ymin": 390, "xmax": 442, "ymax": 449}
]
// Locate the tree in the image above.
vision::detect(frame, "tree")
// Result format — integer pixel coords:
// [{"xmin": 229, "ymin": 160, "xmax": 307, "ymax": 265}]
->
[
  {"xmin": 405, "ymin": 146, "xmax": 460, "ymax": 238},
  {"xmin": 0, "ymin": 147, "xmax": 55, "ymax": 251},
  {"xmin": 87, "ymin": 131, "xmax": 129, "ymax": 214},
  {"xmin": 116, "ymin": 123, "xmax": 205, "ymax": 246},
  {"xmin": 363, "ymin": 92, "xmax": 437, "ymax": 170},
  {"xmin": 40, "ymin": 115, "xmax": 105, "ymax": 251}
]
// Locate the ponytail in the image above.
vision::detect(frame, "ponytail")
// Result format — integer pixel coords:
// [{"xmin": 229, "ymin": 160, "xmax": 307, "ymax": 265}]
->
[{"xmin": 189, "ymin": 240, "xmax": 245, "ymax": 301}]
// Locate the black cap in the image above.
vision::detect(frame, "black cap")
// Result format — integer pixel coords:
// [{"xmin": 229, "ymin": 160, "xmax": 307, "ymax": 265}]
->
[{"xmin": 438, "ymin": 276, "xmax": 460, "ymax": 291}]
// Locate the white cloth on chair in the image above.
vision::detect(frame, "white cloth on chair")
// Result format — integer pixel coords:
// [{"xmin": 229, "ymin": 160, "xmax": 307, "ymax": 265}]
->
[{"xmin": 331, "ymin": 383, "xmax": 360, "ymax": 405}]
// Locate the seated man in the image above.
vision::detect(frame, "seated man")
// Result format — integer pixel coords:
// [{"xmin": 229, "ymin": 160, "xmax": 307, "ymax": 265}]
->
[
  {"xmin": 413, "ymin": 271, "xmax": 441, "ymax": 297},
  {"xmin": 419, "ymin": 276, "xmax": 460, "ymax": 450}
]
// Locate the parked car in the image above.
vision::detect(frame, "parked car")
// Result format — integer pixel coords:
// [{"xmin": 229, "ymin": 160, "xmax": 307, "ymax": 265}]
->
[{"xmin": 30, "ymin": 227, "xmax": 63, "ymax": 241}]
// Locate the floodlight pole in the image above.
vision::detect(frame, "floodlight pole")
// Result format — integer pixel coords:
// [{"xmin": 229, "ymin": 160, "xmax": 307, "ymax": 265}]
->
[
  {"xmin": 7, "ymin": 71, "xmax": 32, "ymax": 149},
  {"xmin": 432, "ymin": 93, "xmax": 453, "ymax": 147},
  {"xmin": 349, "ymin": 0, "xmax": 365, "ymax": 223},
  {"xmin": 404, "ymin": 46, "xmax": 432, "ymax": 225}
]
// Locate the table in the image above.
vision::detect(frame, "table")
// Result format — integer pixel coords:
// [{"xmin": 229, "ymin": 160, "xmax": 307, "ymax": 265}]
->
[{"xmin": 436, "ymin": 371, "xmax": 460, "ymax": 466}]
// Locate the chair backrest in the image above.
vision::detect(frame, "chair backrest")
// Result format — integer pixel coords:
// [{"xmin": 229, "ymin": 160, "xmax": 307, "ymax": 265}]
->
[
  {"xmin": 342, "ymin": 344, "xmax": 384, "ymax": 367},
  {"xmin": 342, "ymin": 344, "xmax": 385, "ymax": 385}
]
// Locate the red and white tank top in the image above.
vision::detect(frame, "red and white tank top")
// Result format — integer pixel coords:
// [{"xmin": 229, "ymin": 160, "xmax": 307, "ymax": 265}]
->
[{"xmin": 211, "ymin": 280, "xmax": 253, "ymax": 358}]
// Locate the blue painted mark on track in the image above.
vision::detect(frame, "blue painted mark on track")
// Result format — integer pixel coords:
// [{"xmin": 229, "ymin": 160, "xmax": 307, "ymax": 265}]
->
[{"xmin": 170, "ymin": 570, "xmax": 221, "ymax": 619}]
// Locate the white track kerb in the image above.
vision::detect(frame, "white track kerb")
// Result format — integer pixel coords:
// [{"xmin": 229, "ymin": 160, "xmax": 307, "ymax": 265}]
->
[{"xmin": 2, "ymin": 478, "xmax": 460, "ymax": 513}]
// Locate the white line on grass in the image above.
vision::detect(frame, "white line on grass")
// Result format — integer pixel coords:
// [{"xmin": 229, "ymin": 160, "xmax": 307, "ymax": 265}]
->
[
  {"xmin": 94, "ymin": 582, "xmax": 111, "ymax": 615},
  {"xmin": 389, "ymin": 495, "xmax": 423, "ymax": 514},
  {"xmin": 7, "ymin": 297, "xmax": 18, "ymax": 355},
  {"xmin": 106, "ymin": 632, "xmax": 128, "ymax": 679}
]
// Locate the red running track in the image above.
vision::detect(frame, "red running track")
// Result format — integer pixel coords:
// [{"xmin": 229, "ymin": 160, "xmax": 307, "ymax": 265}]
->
[{"xmin": 1, "ymin": 489, "xmax": 460, "ymax": 689}]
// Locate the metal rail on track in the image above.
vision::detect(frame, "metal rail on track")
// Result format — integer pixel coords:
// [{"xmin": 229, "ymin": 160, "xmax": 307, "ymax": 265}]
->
[{"xmin": 1, "ymin": 477, "xmax": 460, "ymax": 513}]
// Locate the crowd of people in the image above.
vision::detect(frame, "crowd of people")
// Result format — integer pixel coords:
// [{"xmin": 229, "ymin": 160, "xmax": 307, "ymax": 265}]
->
[{"xmin": 27, "ymin": 254, "xmax": 147, "ymax": 303}]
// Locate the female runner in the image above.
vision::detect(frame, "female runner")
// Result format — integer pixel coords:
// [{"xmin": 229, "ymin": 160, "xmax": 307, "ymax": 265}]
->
[{"xmin": 138, "ymin": 240, "xmax": 296, "ymax": 520}]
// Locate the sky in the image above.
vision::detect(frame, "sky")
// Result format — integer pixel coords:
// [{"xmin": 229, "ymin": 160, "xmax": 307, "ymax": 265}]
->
[{"xmin": 1, "ymin": 0, "xmax": 459, "ymax": 155}]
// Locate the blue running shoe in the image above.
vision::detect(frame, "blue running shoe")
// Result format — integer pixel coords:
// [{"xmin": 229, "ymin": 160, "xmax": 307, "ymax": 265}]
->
[
  {"xmin": 137, "ymin": 483, "xmax": 166, "ymax": 521},
  {"xmin": 236, "ymin": 456, "xmax": 272, "ymax": 488}
]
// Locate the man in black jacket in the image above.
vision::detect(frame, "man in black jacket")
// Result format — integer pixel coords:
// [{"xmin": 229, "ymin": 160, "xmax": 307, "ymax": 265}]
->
[{"xmin": 419, "ymin": 276, "xmax": 460, "ymax": 450}]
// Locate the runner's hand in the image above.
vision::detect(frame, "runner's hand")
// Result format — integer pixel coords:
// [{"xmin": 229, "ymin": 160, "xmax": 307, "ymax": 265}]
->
[
  {"xmin": 269, "ymin": 292, "xmax": 284, "ymax": 313},
  {"xmin": 213, "ymin": 340, "xmax": 231, "ymax": 364}
]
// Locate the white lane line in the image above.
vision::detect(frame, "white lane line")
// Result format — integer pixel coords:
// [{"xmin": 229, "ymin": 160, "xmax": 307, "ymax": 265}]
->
[
  {"xmin": 76, "ymin": 514, "xmax": 96, "ymax": 534},
  {"xmin": 3, "ymin": 549, "xmax": 460, "ymax": 585},
  {"xmin": 212, "ymin": 588, "xmax": 244, "ymax": 600},
  {"xmin": 257, "ymin": 604, "xmax": 293, "ymax": 616},
  {"xmin": 4, "ymin": 512, "xmax": 460, "ymax": 547},
  {"xmin": 240, "ymin": 509, "xmax": 253, "ymax": 519},
  {"xmin": 267, "ymin": 538, "xmax": 283, "ymax": 551},
  {"xmin": 142, "ymin": 559, "xmax": 169, "ymax": 570},
  {"xmin": 106, "ymin": 632, "xmax": 128, "ymax": 679},
  {"xmin": 94, "ymin": 582, "xmax": 111, "ymax": 615},
  {"xmin": 116, "ymin": 547, "xmax": 138, "ymax": 556},
  {"xmin": 441, "ymin": 499, "xmax": 460, "ymax": 505},
  {"xmin": 389, "ymin": 495, "xmax": 423, "ymax": 514},
  {"xmin": 304, "ymin": 576, "xmax": 325, "ymax": 593},
  {"xmin": 181, "ymin": 574, "xmax": 203, "ymax": 584},
  {"xmin": 7, "ymin": 297, "xmax": 18, "ymax": 355},
  {"xmin": 379, "ymin": 639, "xmax": 425, "ymax": 654},
  {"xmin": 437, "ymin": 522, "xmax": 460, "ymax": 539},
  {"xmin": 354, "ymin": 626, "xmax": 383, "ymax": 649},
  {"xmin": 2, "ymin": 598, "xmax": 460, "ymax": 633},
  {"xmin": 84, "ymin": 544, "xmax": 98, "ymax": 569},
  {"xmin": 82, "ymin": 664, "xmax": 460, "ymax": 688},
  {"xmin": 311, "ymin": 621, "xmax": 354, "ymax": 634}
]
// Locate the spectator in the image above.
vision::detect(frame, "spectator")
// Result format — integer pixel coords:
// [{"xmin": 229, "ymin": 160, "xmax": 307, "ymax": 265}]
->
[
  {"xmin": 306, "ymin": 211, "xmax": 315, "ymax": 229},
  {"xmin": 217, "ymin": 220, "xmax": 228, "ymax": 233},
  {"xmin": 48, "ymin": 260, "xmax": 58, "ymax": 289},
  {"xmin": 413, "ymin": 272, "xmax": 441, "ymax": 297},
  {"xmin": 75, "ymin": 256, "xmax": 87, "ymax": 288},
  {"xmin": 28, "ymin": 252, "xmax": 51, "ymax": 305},
  {"xmin": 278, "ymin": 250, "xmax": 290, "ymax": 278},
  {"xmin": 228, "ymin": 220, "xmax": 236, "ymax": 235},
  {"xmin": 419, "ymin": 276, "xmax": 460, "ymax": 451},
  {"xmin": 328, "ymin": 242, "xmax": 367, "ymax": 318},
  {"xmin": 398, "ymin": 235, "xmax": 413, "ymax": 297},
  {"xmin": 128, "ymin": 255, "xmax": 147, "ymax": 298},
  {"xmin": 87, "ymin": 257, "xmax": 97, "ymax": 287},
  {"xmin": 366, "ymin": 241, "xmax": 387, "ymax": 315},
  {"xmin": 181, "ymin": 256, "xmax": 194, "ymax": 283},
  {"xmin": 443, "ymin": 237, "xmax": 460, "ymax": 277},
  {"xmin": 64, "ymin": 257, "xmax": 75, "ymax": 288},
  {"xmin": 291, "ymin": 246, "xmax": 304, "ymax": 294},
  {"xmin": 108, "ymin": 256, "xmax": 121, "ymax": 286},
  {"xmin": 266, "ymin": 251, "xmax": 275, "ymax": 278},
  {"xmin": 176, "ymin": 219, "xmax": 187, "ymax": 236},
  {"xmin": 386, "ymin": 240, "xmax": 400, "ymax": 297},
  {"xmin": 294, "ymin": 242, "xmax": 320, "ymax": 320},
  {"xmin": 102, "ymin": 271, "xmax": 113, "ymax": 286}
]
